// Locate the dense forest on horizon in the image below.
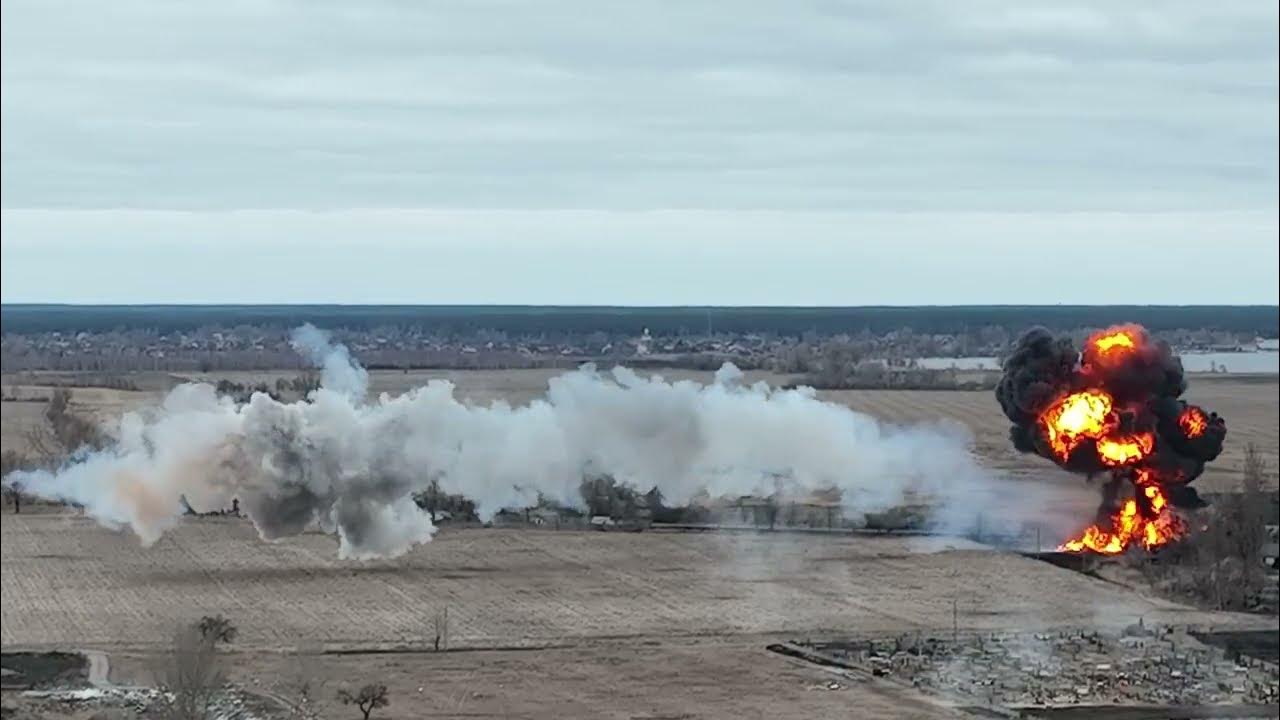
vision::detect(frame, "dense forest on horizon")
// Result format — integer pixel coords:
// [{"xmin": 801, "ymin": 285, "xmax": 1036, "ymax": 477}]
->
[{"xmin": 4, "ymin": 304, "xmax": 1277, "ymax": 337}]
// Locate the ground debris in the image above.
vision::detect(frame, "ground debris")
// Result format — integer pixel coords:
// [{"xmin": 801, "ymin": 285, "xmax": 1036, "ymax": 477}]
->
[
  {"xmin": 798, "ymin": 627, "xmax": 1279, "ymax": 708},
  {"xmin": 19, "ymin": 685, "xmax": 267, "ymax": 720}
]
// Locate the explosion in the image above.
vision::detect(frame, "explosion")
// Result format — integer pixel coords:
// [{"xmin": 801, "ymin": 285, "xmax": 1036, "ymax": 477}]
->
[
  {"xmin": 1179, "ymin": 406, "xmax": 1208, "ymax": 438},
  {"xmin": 1095, "ymin": 432, "xmax": 1154, "ymax": 467},
  {"xmin": 1058, "ymin": 471, "xmax": 1185, "ymax": 554},
  {"xmin": 997, "ymin": 324, "xmax": 1226, "ymax": 555},
  {"xmin": 1040, "ymin": 390, "xmax": 1113, "ymax": 462},
  {"xmin": 1092, "ymin": 329, "xmax": 1136, "ymax": 354}
]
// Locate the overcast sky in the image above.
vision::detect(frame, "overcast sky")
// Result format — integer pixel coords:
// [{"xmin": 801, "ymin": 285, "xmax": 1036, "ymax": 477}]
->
[{"xmin": 2, "ymin": 1, "xmax": 1277, "ymax": 304}]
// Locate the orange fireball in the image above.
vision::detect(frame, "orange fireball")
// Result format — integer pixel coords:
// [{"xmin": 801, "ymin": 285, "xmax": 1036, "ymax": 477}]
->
[
  {"xmin": 1096, "ymin": 432, "xmax": 1155, "ymax": 467},
  {"xmin": 1093, "ymin": 331, "xmax": 1136, "ymax": 353},
  {"xmin": 1040, "ymin": 389, "xmax": 1114, "ymax": 461},
  {"xmin": 1179, "ymin": 407, "xmax": 1208, "ymax": 438},
  {"xmin": 1083, "ymin": 324, "xmax": 1145, "ymax": 368}
]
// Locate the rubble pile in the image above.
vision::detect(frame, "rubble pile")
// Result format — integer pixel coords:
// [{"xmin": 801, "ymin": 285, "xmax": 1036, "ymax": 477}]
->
[
  {"xmin": 808, "ymin": 626, "xmax": 1278, "ymax": 708},
  {"xmin": 17, "ymin": 685, "xmax": 266, "ymax": 720}
]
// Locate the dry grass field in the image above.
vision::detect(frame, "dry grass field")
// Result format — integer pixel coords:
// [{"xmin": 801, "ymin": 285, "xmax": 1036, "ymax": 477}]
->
[
  {"xmin": 200, "ymin": 639, "xmax": 976, "ymax": 719},
  {"xmin": 1, "ymin": 367, "xmax": 1275, "ymax": 718},
  {"xmin": 4, "ymin": 514, "xmax": 1275, "ymax": 719},
  {"xmin": 2, "ymin": 517, "xmax": 1267, "ymax": 652}
]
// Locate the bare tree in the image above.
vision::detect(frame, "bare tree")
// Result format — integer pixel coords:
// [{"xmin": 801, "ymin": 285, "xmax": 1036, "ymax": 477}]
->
[
  {"xmin": 197, "ymin": 614, "xmax": 238, "ymax": 645},
  {"xmin": 24, "ymin": 421, "xmax": 64, "ymax": 466},
  {"xmin": 1236, "ymin": 443, "xmax": 1269, "ymax": 564},
  {"xmin": 817, "ymin": 342, "xmax": 861, "ymax": 388},
  {"xmin": 2, "ymin": 449, "xmax": 30, "ymax": 513},
  {"xmin": 269, "ymin": 641, "xmax": 328, "ymax": 720},
  {"xmin": 45, "ymin": 388, "xmax": 104, "ymax": 452},
  {"xmin": 23, "ymin": 389, "xmax": 106, "ymax": 468},
  {"xmin": 337, "ymin": 684, "xmax": 389, "ymax": 720},
  {"xmin": 1141, "ymin": 443, "xmax": 1272, "ymax": 610},
  {"xmin": 156, "ymin": 625, "xmax": 225, "ymax": 720}
]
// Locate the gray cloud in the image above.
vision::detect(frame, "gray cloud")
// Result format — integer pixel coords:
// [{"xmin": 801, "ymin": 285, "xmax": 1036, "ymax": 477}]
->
[
  {"xmin": 2, "ymin": 1, "xmax": 1276, "ymax": 211},
  {"xmin": 1, "ymin": 2, "xmax": 1276, "ymax": 304},
  {"xmin": 2, "ymin": 209, "xmax": 1276, "ymax": 304}
]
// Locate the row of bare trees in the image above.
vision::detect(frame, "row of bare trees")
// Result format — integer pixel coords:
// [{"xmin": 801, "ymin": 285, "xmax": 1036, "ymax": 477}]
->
[
  {"xmin": 157, "ymin": 613, "xmax": 391, "ymax": 720},
  {"xmin": 3, "ymin": 388, "xmax": 107, "ymax": 513}
]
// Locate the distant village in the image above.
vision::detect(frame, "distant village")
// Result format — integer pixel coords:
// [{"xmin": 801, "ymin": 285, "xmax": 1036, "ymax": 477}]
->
[{"xmin": 0, "ymin": 323, "xmax": 1269, "ymax": 373}]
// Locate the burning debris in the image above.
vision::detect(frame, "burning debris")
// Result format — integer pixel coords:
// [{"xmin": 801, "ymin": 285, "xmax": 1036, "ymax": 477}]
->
[{"xmin": 997, "ymin": 324, "xmax": 1227, "ymax": 555}]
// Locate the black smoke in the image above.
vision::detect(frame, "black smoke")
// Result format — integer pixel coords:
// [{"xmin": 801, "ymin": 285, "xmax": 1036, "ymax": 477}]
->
[{"xmin": 996, "ymin": 325, "xmax": 1226, "ymax": 510}]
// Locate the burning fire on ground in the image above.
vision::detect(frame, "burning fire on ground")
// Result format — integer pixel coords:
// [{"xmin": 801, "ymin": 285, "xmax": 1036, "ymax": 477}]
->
[{"xmin": 997, "ymin": 324, "xmax": 1226, "ymax": 555}]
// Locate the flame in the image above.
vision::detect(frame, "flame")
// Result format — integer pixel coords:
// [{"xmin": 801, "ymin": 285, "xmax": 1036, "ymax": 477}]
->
[
  {"xmin": 1179, "ymin": 407, "xmax": 1207, "ymax": 438},
  {"xmin": 1059, "ymin": 476, "xmax": 1185, "ymax": 555},
  {"xmin": 1085, "ymin": 325, "xmax": 1146, "ymax": 368},
  {"xmin": 1092, "ymin": 331, "xmax": 1136, "ymax": 353},
  {"xmin": 1083, "ymin": 325, "xmax": 1144, "ymax": 370},
  {"xmin": 1040, "ymin": 389, "xmax": 1114, "ymax": 461},
  {"xmin": 1096, "ymin": 432, "xmax": 1155, "ymax": 467}
]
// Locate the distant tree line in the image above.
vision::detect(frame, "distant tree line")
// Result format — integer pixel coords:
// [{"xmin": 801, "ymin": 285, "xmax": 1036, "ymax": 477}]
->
[
  {"xmin": 4, "ymin": 304, "xmax": 1276, "ymax": 337},
  {"xmin": 213, "ymin": 374, "xmax": 320, "ymax": 403}
]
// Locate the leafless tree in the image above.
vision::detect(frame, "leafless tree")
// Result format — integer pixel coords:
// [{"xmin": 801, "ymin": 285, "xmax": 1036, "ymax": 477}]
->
[
  {"xmin": 337, "ymin": 684, "xmax": 389, "ymax": 720},
  {"xmin": 270, "ymin": 641, "xmax": 327, "ymax": 720},
  {"xmin": 197, "ymin": 614, "xmax": 238, "ymax": 645},
  {"xmin": 155, "ymin": 625, "xmax": 225, "ymax": 720},
  {"xmin": 2, "ymin": 449, "xmax": 30, "ymax": 513},
  {"xmin": 45, "ymin": 388, "xmax": 105, "ymax": 452},
  {"xmin": 24, "ymin": 389, "xmax": 106, "ymax": 467},
  {"xmin": 1141, "ymin": 443, "xmax": 1272, "ymax": 610}
]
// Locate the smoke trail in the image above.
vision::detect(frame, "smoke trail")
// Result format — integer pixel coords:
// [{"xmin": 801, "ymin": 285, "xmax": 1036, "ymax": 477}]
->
[
  {"xmin": 4, "ymin": 327, "xmax": 997, "ymax": 559},
  {"xmin": 288, "ymin": 323, "xmax": 368, "ymax": 401}
]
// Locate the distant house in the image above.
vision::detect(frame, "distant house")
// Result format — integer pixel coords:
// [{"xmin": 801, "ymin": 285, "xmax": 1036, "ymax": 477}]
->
[
  {"xmin": 697, "ymin": 491, "xmax": 844, "ymax": 529},
  {"xmin": 528, "ymin": 507, "xmax": 563, "ymax": 527}
]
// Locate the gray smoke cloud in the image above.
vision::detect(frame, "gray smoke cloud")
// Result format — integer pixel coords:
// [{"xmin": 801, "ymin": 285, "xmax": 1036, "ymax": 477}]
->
[
  {"xmin": 288, "ymin": 323, "xmax": 368, "ymax": 400},
  {"xmin": 4, "ymin": 327, "xmax": 999, "ymax": 559}
]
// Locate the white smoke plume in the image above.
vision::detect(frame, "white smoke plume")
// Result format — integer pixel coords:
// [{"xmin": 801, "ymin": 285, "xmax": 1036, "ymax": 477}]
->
[
  {"xmin": 288, "ymin": 323, "xmax": 368, "ymax": 400},
  {"xmin": 4, "ymin": 327, "xmax": 996, "ymax": 559}
]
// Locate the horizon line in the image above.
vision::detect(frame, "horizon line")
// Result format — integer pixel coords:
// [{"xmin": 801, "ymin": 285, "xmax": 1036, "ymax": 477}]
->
[{"xmin": 3, "ymin": 302, "xmax": 1279, "ymax": 310}]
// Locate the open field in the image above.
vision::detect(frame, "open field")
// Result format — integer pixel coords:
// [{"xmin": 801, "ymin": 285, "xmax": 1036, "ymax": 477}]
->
[
  {"xmin": 3, "ymin": 369, "xmax": 1276, "ymax": 492},
  {"xmin": 2, "ymin": 368, "xmax": 1275, "ymax": 717},
  {"xmin": 4, "ymin": 515, "xmax": 1276, "ymax": 719},
  {"xmin": 2, "ymin": 517, "xmax": 1269, "ymax": 652},
  {"xmin": 153, "ymin": 640, "xmax": 978, "ymax": 720}
]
